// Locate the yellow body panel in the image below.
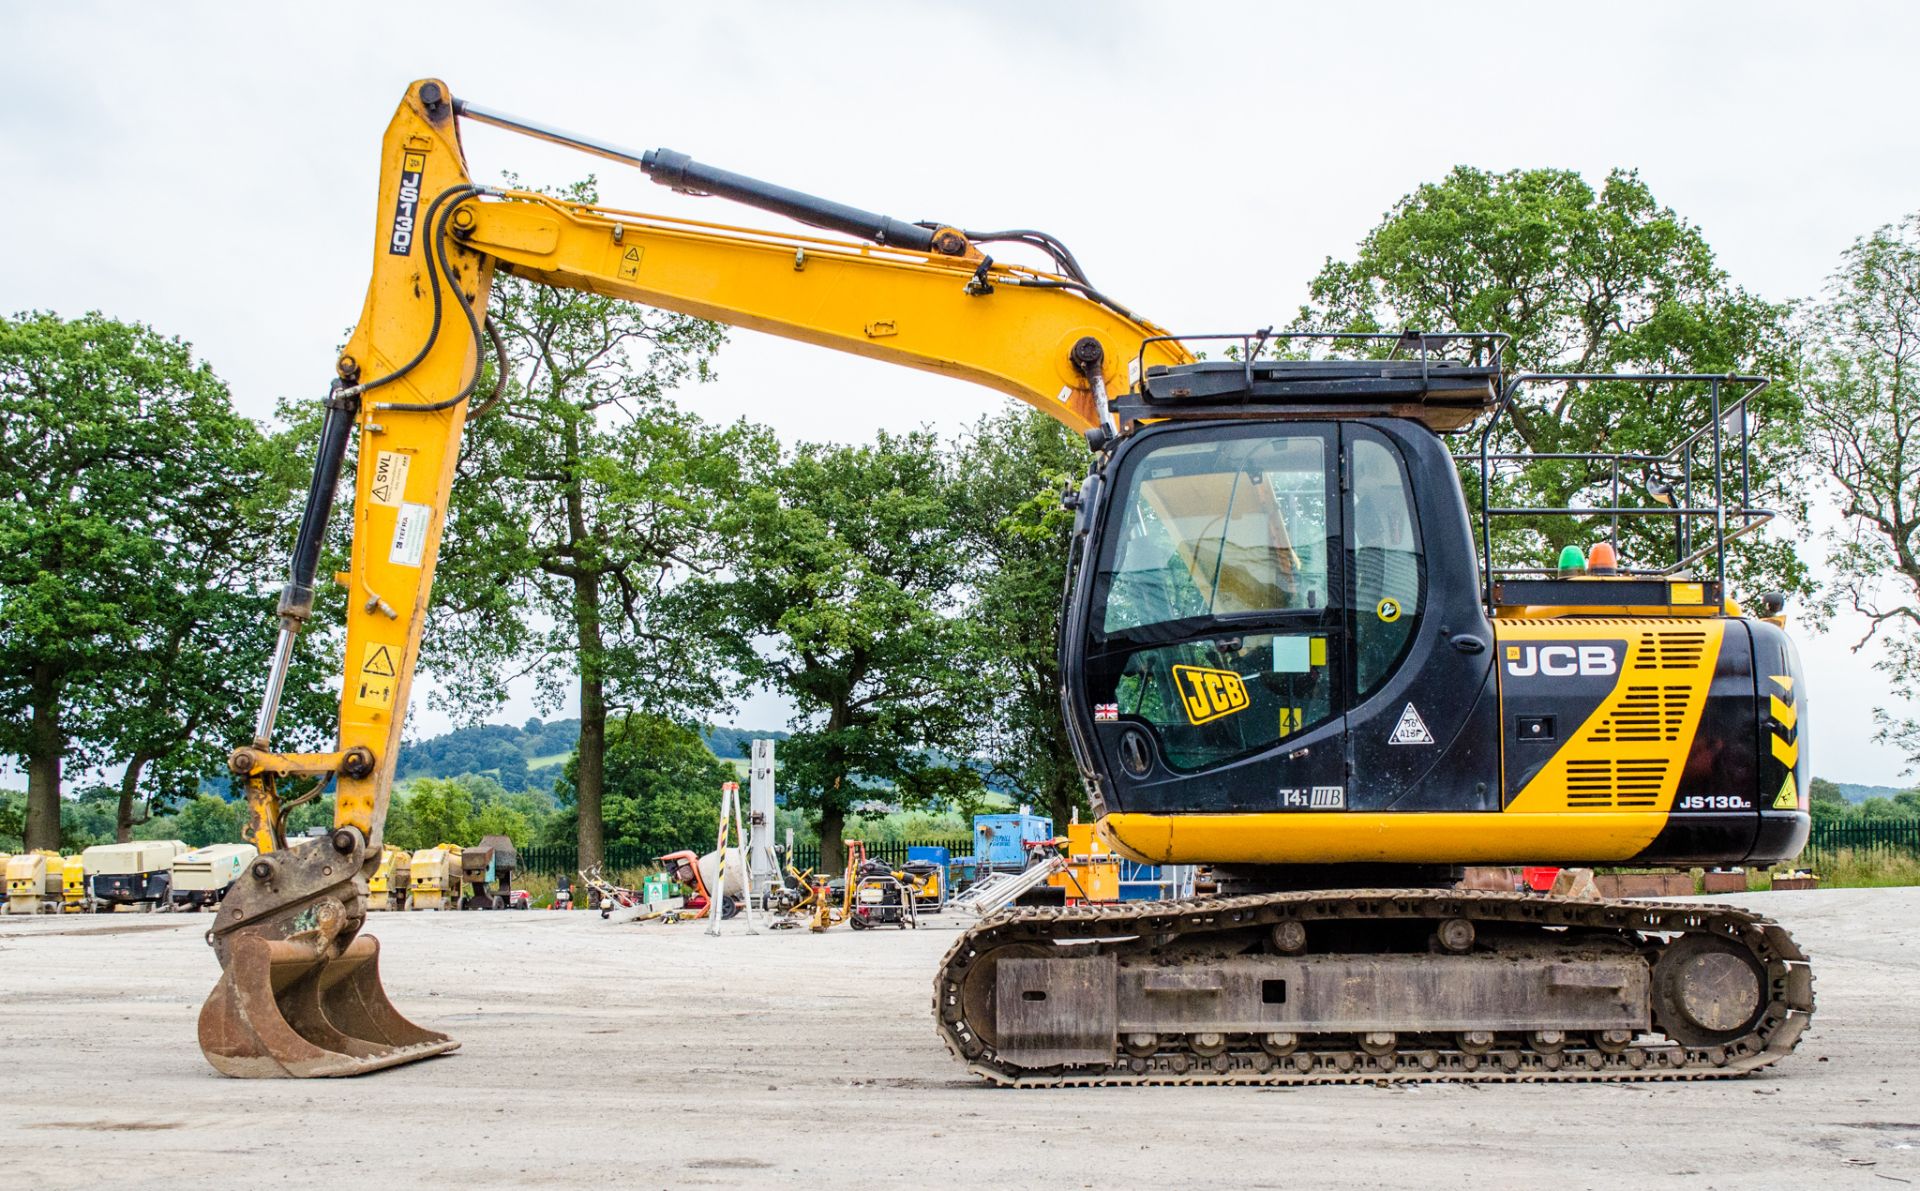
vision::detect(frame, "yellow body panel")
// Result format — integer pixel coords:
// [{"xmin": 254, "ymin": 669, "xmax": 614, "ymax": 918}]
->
[
  {"xmin": 6, "ymin": 851, "xmax": 57, "ymax": 913},
  {"xmin": 1499, "ymin": 619, "xmax": 1720, "ymax": 817},
  {"xmin": 61, "ymin": 857, "xmax": 86, "ymax": 910},
  {"xmin": 1100, "ymin": 810, "xmax": 1669, "ymax": 866}
]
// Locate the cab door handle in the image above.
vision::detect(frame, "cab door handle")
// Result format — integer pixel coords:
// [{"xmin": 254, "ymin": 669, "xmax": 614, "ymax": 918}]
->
[{"xmin": 1451, "ymin": 634, "xmax": 1487, "ymax": 655}]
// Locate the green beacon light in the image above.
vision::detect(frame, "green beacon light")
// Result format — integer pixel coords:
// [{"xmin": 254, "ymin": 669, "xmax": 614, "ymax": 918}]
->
[{"xmin": 1556, "ymin": 544, "xmax": 1587, "ymax": 576}]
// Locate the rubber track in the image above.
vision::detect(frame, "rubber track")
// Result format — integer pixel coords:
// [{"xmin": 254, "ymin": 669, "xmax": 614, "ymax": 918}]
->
[{"xmin": 932, "ymin": 888, "xmax": 1814, "ymax": 1086}]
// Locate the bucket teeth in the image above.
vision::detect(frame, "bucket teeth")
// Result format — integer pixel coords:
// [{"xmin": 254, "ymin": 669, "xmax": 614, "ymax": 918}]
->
[{"xmin": 200, "ymin": 933, "xmax": 458, "ymax": 1077}]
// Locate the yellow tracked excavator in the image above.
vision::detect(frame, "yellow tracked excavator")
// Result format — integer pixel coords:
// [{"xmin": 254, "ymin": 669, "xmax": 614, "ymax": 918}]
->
[{"xmin": 201, "ymin": 79, "xmax": 1813, "ymax": 1082}]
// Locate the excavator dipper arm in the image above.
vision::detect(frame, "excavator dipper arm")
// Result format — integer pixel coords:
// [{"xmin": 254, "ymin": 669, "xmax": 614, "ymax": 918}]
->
[{"xmin": 200, "ymin": 77, "xmax": 1188, "ymax": 1077}]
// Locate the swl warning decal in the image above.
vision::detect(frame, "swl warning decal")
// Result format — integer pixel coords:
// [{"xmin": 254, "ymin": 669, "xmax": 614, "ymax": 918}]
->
[
  {"xmin": 1389, "ymin": 702, "xmax": 1434, "ymax": 745},
  {"xmin": 369, "ymin": 451, "xmax": 411, "ymax": 507}
]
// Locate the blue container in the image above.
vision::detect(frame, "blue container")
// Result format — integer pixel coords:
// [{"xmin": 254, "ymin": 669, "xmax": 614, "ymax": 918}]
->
[
  {"xmin": 973, "ymin": 813, "xmax": 1054, "ymax": 870},
  {"xmin": 1118, "ymin": 857, "xmax": 1165, "ymax": 901},
  {"xmin": 906, "ymin": 846, "xmax": 951, "ymax": 868}
]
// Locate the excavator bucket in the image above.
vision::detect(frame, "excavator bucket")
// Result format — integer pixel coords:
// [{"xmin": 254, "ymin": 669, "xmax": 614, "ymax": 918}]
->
[
  {"xmin": 198, "ymin": 833, "xmax": 458, "ymax": 1078},
  {"xmin": 199, "ymin": 933, "xmax": 457, "ymax": 1077}
]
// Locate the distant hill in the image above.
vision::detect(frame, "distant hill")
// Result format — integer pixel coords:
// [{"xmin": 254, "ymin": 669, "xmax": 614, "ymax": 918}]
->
[
  {"xmin": 393, "ymin": 718, "xmax": 789, "ymax": 790},
  {"xmin": 703, "ymin": 724, "xmax": 790, "ymax": 761},
  {"xmin": 1835, "ymin": 782, "xmax": 1915, "ymax": 804}
]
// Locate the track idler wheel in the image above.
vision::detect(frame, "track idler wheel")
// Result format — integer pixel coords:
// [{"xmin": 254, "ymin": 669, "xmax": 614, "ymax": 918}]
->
[
  {"xmin": 198, "ymin": 833, "xmax": 458, "ymax": 1078},
  {"xmin": 1652, "ymin": 934, "xmax": 1769, "ymax": 1047}
]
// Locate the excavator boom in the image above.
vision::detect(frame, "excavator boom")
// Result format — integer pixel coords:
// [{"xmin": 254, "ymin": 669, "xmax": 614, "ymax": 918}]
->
[{"xmin": 201, "ymin": 78, "xmax": 1187, "ymax": 1077}]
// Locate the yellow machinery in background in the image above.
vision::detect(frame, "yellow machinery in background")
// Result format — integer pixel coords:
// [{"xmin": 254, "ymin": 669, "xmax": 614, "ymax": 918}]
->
[
  {"xmin": 6, "ymin": 850, "xmax": 62, "ymax": 915},
  {"xmin": 1044, "ymin": 823, "xmax": 1120, "ymax": 905},
  {"xmin": 368, "ymin": 845, "xmax": 411, "ymax": 911},
  {"xmin": 407, "ymin": 845, "xmax": 462, "ymax": 911},
  {"xmin": 61, "ymin": 855, "xmax": 88, "ymax": 913}
]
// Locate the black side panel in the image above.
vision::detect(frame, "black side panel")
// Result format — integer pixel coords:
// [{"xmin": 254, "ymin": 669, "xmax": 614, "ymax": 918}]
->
[
  {"xmin": 1497, "ymin": 636, "xmax": 1631, "ymax": 805},
  {"xmin": 1639, "ymin": 812, "xmax": 1759, "ymax": 867},
  {"xmin": 1379, "ymin": 665, "xmax": 1501, "ymax": 811},
  {"xmin": 1346, "ymin": 420, "xmax": 1499, "ymax": 812},
  {"xmin": 1671, "ymin": 618, "xmax": 1758, "ymax": 809},
  {"xmin": 1642, "ymin": 619, "xmax": 1759, "ymax": 864}
]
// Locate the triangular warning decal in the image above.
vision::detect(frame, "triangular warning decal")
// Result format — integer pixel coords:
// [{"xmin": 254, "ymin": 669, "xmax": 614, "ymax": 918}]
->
[
  {"xmin": 1389, "ymin": 703, "xmax": 1434, "ymax": 745},
  {"xmin": 1773, "ymin": 773, "xmax": 1798, "ymax": 810},
  {"xmin": 362, "ymin": 644, "xmax": 397, "ymax": 678}
]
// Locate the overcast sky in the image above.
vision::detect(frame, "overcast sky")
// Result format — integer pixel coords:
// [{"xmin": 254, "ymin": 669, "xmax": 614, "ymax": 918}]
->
[{"xmin": 4, "ymin": 1, "xmax": 1918, "ymax": 785}]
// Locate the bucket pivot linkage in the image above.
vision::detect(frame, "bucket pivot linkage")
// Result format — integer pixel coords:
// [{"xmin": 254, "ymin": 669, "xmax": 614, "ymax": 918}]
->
[{"xmin": 198, "ymin": 814, "xmax": 457, "ymax": 1078}]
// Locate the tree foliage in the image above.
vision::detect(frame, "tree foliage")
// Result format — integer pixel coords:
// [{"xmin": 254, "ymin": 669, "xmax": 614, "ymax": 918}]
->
[
  {"xmin": 1805, "ymin": 213, "xmax": 1920, "ymax": 769},
  {"xmin": 953, "ymin": 407, "xmax": 1090, "ymax": 826},
  {"xmin": 550, "ymin": 714, "xmax": 735, "ymax": 858},
  {"xmin": 1293, "ymin": 167, "xmax": 1804, "ymax": 598},
  {"xmin": 701, "ymin": 431, "xmax": 983, "ymax": 868},
  {"xmin": 424, "ymin": 178, "xmax": 759, "ymax": 870},
  {"xmin": 0, "ymin": 311, "xmax": 328, "ymax": 850},
  {"xmin": 173, "ymin": 794, "xmax": 245, "ymax": 847}
]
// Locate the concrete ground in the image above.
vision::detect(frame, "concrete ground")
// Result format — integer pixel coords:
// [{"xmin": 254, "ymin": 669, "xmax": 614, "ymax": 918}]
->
[{"xmin": 1, "ymin": 888, "xmax": 1915, "ymax": 1190}]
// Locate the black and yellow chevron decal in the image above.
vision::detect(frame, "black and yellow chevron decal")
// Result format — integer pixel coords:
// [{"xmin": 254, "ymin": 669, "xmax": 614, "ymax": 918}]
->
[{"xmin": 1770, "ymin": 674, "xmax": 1801, "ymax": 809}]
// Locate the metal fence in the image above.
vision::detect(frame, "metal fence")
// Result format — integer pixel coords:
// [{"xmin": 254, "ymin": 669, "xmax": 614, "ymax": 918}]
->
[
  {"xmin": 513, "ymin": 837, "xmax": 976, "ymax": 877},
  {"xmin": 1805, "ymin": 819, "xmax": 1920, "ymax": 860},
  {"xmin": 789, "ymin": 838, "xmax": 972, "ymax": 874},
  {"xmin": 515, "ymin": 843, "xmax": 662, "ymax": 876}
]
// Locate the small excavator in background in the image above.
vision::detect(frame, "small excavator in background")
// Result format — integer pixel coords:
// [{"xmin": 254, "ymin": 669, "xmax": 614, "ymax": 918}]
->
[{"xmin": 201, "ymin": 79, "xmax": 1813, "ymax": 1083}]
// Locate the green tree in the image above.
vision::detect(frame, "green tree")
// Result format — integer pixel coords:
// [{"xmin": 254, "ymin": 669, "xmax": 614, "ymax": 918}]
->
[
  {"xmin": 702, "ymin": 431, "xmax": 983, "ymax": 869},
  {"xmin": 1293, "ymin": 167, "xmax": 1804, "ymax": 598},
  {"xmin": 384, "ymin": 774, "xmax": 537, "ymax": 851},
  {"xmin": 1808, "ymin": 776, "xmax": 1850, "ymax": 823},
  {"xmin": 953, "ymin": 407, "xmax": 1090, "ymax": 826},
  {"xmin": 1805, "ymin": 214, "xmax": 1920, "ymax": 769},
  {"xmin": 551, "ymin": 714, "xmax": 734, "ymax": 858},
  {"xmin": 173, "ymin": 795, "xmax": 244, "ymax": 847},
  {"xmin": 0, "ymin": 789, "xmax": 25, "ymax": 849},
  {"xmin": 400, "ymin": 777, "xmax": 479, "ymax": 848},
  {"xmin": 96, "ymin": 416, "xmax": 333, "ymax": 841},
  {"xmin": 425, "ymin": 179, "xmax": 762, "ymax": 873},
  {"xmin": 60, "ymin": 784, "xmax": 119, "ymax": 850},
  {"xmin": 0, "ymin": 312, "xmax": 326, "ymax": 850}
]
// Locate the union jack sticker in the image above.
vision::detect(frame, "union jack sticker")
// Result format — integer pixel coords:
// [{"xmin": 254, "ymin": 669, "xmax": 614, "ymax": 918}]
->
[{"xmin": 1093, "ymin": 703, "xmax": 1119, "ymax": 722}]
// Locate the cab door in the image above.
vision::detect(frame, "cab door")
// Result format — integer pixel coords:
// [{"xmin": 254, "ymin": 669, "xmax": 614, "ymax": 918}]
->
[
  {"xmin": 1340, "ymin": 421, "xmax": 1500, "ymax": 812},
  {"xmin": 1076, "ymin": 423, "xmax": 1348, "ymax": 815}
]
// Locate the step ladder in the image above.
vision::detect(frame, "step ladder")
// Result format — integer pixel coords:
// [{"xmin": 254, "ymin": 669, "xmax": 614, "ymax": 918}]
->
[{"xmin": 947, "ymin": 856, "xmax": 1067, "ymax": 918}]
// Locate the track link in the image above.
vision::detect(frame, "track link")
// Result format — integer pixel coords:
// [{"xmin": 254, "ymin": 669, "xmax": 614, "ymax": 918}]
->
[{"xmin": 933, "ymin": 888, "xmax": 1814, "ymax": 1086}]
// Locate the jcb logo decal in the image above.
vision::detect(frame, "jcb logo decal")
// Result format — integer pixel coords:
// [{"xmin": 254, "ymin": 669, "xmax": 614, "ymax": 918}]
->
[
  {"xmin": 1503, "ymin": 644, "xmax": 1619, "ymax": 678},
  {"xmin": 1172, "ymin": 664, "xmax": 1249, "ymax": 725}
]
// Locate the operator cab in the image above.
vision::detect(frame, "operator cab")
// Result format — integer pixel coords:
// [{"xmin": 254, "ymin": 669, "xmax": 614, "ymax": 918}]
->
[
  {"xmin": 1068, "ymin": 409, "xmax": 1499, "ymax": 823},
  {"xmin": 1060, "ymin": 333, "xmax": 1807, "ymax": 868}
]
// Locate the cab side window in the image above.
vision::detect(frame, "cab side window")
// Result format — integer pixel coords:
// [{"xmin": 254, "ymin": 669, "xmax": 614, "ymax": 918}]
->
[{"xmin": 1350, "ymin": 432, "xmax": 1422, "ymax": 700}]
